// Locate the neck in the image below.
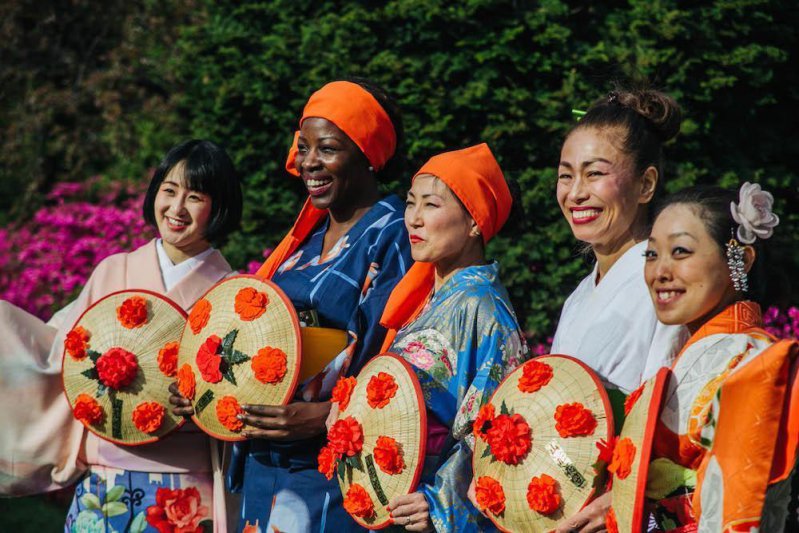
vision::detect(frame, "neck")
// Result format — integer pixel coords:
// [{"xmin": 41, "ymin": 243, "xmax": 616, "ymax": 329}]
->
[
  {"xmin": 592, "ymin": 218, "xmax": 648, "ymax": 283},
  {"xmin": 327, "ymin": 183, "xmax": 381, "ymax": 234},
  {"xmin": 686, "ymin": 293, "xmax": 741, "ymax": 335},
  {"xmin": 162, "ymin": 240, "xmax": 211, "ymax": 265},
  {"xmin": 433, "ymin": 246, "xmax": 486, "ymax": 292}
]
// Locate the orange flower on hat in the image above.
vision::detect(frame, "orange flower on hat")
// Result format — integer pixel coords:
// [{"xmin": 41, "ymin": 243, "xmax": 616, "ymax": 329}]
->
[
  {"xmin": 64, "ymin": 326, "xmax": 90, "ymax": 360},
  {"xmin": 196, "ymin": 335, "xmax": 223, "ymax": 383},
  {"xmin": 157, "ymin": 341, "xmax": 179, "ymax": 378},
  {"xmin": 327, "ymin": 416, "xmax": 364, "ymax": 457},
  {"xmin": 608, "ymin": 437, "xmax": 636, "ymax": 480},
  {"xmin": 486, "ymin": 413, "xmax": 532, "ymax": 465},
  {"xmin": 526, "ymin": 474, "xmax": 561, "ymax": 515},
  {"xmin": 317, "ymin": 445, "xmax": 338, "ymax": 480},
  {"xmin": 624, "ymin": 384, "xmax": 645, "ymax": 416},
  {"xmin": 474, "ymin": 476, "xmax": 506, "ymax": 516},
  {"xmin": 366, "ymin": 372, "xmax": 397, "ymax": 409},
  {"xmin": 234, "ymin": 287, "xmax": 269, "ymax": 321},
  {"xmin": 251, "ymin": 346, "xmax": 287, "ymax": 385},
  {"xmin": 473, "ymin": 403, "xmax": 495, "ymax": 442},
  {"xmin": 117, "ymin": 296, "xmax": 148, "ymax": 329},
  {"xmin": 595, "ymin": 436, "xmax": 617, "ymax": 465},
  {"xmin": 132, "ymin": 401, "xmax": 165, "ymax": 434},
  {"xmin": 606, "ymin": 506, "xmax": 619, "ymax": 533},
  {"xmin": 554, "ymin": 402, "xmax": 597, "ymax": 438},
  {"xmin": 188, "ymin": 298, "xmax": 211, "ymax": 335},
  {"xmin": 73, "ymin": 393, "xmax": 104, "ymax": 426},
  {"xmin": 331, "ymin": 376, "xmax": 357, "ymax": 411},
  {"xmin": 373, "ymin": 436, "xmax": 405, "ymax": 475},
  {"xmin": 177, "ymin": 364, "xmax": 196, "ymax": 401},
  {"xmin": 343, "ymin": 483, "xmax": 374, "ymax": 519},
  {"xmin": 518, "ymin": 359, "xmax": 554, "ymax": 393},
  {"xmin": 96, "ymin": 347, "xmax": 139, "ymax": 390},
  {"xmin": 217, "ymin": 395, "xmax": 244, "ymax": 432}
]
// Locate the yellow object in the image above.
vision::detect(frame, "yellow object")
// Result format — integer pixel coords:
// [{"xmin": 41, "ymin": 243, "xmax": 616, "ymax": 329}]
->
[
  {"xmin": 299, "ymin": 327, "xmax": 348, "ymax": 381},
  {"xmin": 645, "ymin": 457, "xmax": 696, "ymax": 500}
]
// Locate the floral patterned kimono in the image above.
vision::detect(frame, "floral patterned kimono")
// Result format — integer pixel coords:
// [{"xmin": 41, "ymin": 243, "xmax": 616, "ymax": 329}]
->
[
  {"xmin": 388, "ymin": 262, "xmax": 529, "ymax": 532},
  {"xmin": 648, "ymin": 301, "xmax": 798, "ymax": 532}
]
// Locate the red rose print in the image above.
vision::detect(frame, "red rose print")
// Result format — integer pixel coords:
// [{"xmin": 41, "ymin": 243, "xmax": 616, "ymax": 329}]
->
[{"xmin": 145, "ymin": 486, "xmax": 209, "ymax": 533}]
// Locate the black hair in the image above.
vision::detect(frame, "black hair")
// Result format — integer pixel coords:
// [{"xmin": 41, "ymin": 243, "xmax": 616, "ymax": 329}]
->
[{"xmin": 143, "ymin": 139, "xmax": 243, "ymax": 244}]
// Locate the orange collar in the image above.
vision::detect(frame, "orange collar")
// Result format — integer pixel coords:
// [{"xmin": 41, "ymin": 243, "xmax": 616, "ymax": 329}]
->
[{"xmin": 681, "ymin": 300, "xmax": 764, "ymax": 352}]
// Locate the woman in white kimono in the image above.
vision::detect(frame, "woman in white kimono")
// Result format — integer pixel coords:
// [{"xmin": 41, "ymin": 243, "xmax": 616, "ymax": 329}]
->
[{"xmin": 0, "ymin": 139, "xmax": 242, "ymax": 533}]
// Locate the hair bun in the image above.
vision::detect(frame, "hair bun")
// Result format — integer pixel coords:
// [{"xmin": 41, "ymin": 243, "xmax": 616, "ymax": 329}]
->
[{"xmin": 617, "ymin": 89, "xmax": 682, "ymax": 142}]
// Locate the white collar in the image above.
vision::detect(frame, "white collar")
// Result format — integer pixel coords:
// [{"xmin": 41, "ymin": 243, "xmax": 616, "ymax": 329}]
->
[{"xmin": 155, "ymin": 239, "xmax": 215, "ymax": 291}]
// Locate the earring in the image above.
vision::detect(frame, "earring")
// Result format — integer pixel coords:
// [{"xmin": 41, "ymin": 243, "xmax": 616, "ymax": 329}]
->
[
  {"xmin": 368, "ymin": 166, "xmax": 374, "ymax": 172},
  {"xmin": 726, "ymin": 238, "xmax": 748, "ymax": 292}
]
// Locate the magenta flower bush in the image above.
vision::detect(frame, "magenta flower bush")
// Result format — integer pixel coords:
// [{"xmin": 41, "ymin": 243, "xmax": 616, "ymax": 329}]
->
[{"xmin": 763, "ymin": 306, "xmax": 799, "ymax": 340}]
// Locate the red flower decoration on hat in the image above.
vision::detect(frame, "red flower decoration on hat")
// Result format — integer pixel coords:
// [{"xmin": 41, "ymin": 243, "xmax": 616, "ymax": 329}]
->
[
  {"xmin": 474, "ymin": 476, "xmax": 506, "ymax": 516},
  {"xmin": 132, "ymin": 401, "xmax": 165, "ymax": 434},
  {"xmin": 317, "ymin": 445, "xmax": 338, "ymax": 481},
  {"xmin": 145, "ymin": 486, "xmax": 209, "ymax": 533},
  {"xmin": 554, "ymin": 402, "xmax": 597, "ymax": 438},
  {"xmin": 331, "ymin": 376, "xmax": 357, "ymax": 411},
  {"xmin": 327, "ymin": 416, "xmax": 364, "ymax": 457},
  {"xmin": 64, "ymin": 326, "xmax": 90, "ymax": 360},
  {"xmin": 486, "ymin": 413, "xmax": 532, "ymax": 465},
  {"xmin": 608, "ymin": 437, "xmax": 636, "ymax": 480},
  {"xmin": 234, "ymin": 287, "xmax": 269, "ymax": 321},
  {"xmin": 606, "ymin": 506, "xmax": 619, "ymax": 533},
  {"xmin": 526, "ymin": 474, "xmax": 561, "ymax": 515},
  {"xmin": 343, "ymin": 483, "xmax": 374, "ymax": 519},
  {"xmin": 473, "ymin": 403, "xmax": 495, "ymax": 442},
  {"xmin": 595, "ymin": 436, "xmax": 617, "ymax": 465},
  {"xmin": 196, "ymin": 335, "xmax": 223, "ymax": 383},
  {"xmin": 373, "ymin": 436, "xmax": 405, "ymax": 475},
  {"xmin": 73, "ymin": 393, "xmax": 104, "ymax": 426},
  {"xmin": 624, "ymin": 384, "xmax": 645, "ymax": 416},
  {"xmin": 366, "ymin": 372, "xmax": 398, "ymax": 409},
  {"xmin": 96, "ymin": 347, "xmax": 138, "ymax": 390},
  {"xmin": 177, "ymin": 364, "xmax": 196, "ymax": 401},
  {"xmin": 251, "ymin": 346, "xmax": 287, "ymax": 384},
  {"xmin": 518, "ymin": 359, "xmax": 554, "ymax": 393},
  {"xmin": 117, "ymin": 296, "xmax": 148, "ymax": 329},
  {"xmin": 157, "ymin": 341, "xmax": 179, "ymax": 378},
  {"xmin": 217, "ymin": 395, "xmax": 244, "ymax": 432},
  {"xmin": 188, "ymin": 298, "xmax": 211, "ymax": 335}
]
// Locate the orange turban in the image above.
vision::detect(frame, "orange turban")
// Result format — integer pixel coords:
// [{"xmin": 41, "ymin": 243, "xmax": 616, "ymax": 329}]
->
[{"xmin": 379, "ymin": 143, "xmax": 511, "ymax": 348}]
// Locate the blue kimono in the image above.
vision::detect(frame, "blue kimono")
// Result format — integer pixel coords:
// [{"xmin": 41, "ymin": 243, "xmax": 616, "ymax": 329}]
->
[
  {"xmin": 229, "ymin": 195, "xmax": 412, "ymax": 532},
  {"xmin": 389, "ymin": 262, "xmax": 529, "ymax": 532}
]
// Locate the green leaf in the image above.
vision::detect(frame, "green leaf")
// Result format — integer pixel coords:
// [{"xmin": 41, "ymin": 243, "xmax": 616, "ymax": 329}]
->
[
  {"xmin": 81, "ymin": 367, "xmax": 99, "ymax": 381},
  {"xmin": 96, "ymin": 383, "xmax": 107, "ymax": 398},
  {"xmin": 87, "ymin": 350, "xmax": 102, "ymax": 363},
  {"xmin": 195, "ymin": 389, "xmax": 214, "ymax": 414},
  {"xmin": 221, "ymin": 329, "xmax": 238, "ymax": 353},
  {"xmin": 500, "ymin": 400, "xmax": 510, "ymax": 416},
  {"xmin": 200, "ymin": 520, "xmax": 214, "ymax": 533},
  {"xmin": 480, "ymin": 444, "xmax": 493, "ymax": 459},
  {"xmin": 224, "ymin": 350, "xmax": 250, "ymax": 365},
  {"xmin": 102, "ymin": 501, "xmax": 128, "ymax": 517},
  {"xmin": 79, "ymin": 493, "xmax": 102, "ymax": 510},
  {"xmin": 130, "ymin": 511, "xmax": 147, "ymax": 533},
  {"xmin": 221, "ymin": 364, "xmax": 238, "ymax": 386},
  {"xmin": 337, "ymin": 459, "xmax": 347, "ymax": 482},
  {"xmin": 105, "ymin": 485, "xmax": 124, "ymax": 502}
]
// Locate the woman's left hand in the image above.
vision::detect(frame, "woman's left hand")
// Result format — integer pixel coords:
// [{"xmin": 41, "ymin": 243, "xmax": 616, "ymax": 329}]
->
[
  {"xmin": 554, "ymin": 492, "xmax": 611, "ymax": 533},
  {"xmin": 239, "ymin": 401, "xmax": 331, "ymax": 441},
  {"xmin": 388, "ymin": 493, "xmax": 434, "ymax": 532}
]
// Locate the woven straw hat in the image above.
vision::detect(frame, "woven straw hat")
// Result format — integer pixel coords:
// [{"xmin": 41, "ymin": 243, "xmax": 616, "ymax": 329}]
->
[
  {"xmin": 61, "ymin": 289, "xmax": 187, "ymax": 445},
  {"xmin": 177, "ymin": 275, "xmax": 301, "ymax": 441},
  {"xmin": 328, "ymin": 353, "xmax": 427, "ymax": 529},
  {"xmin": 472, "ymin": 354, "xmax": 613, "ymax": 532},
  {"xmin": 609, "ymin": 367, "xmax": 671, "ymax": 533}
]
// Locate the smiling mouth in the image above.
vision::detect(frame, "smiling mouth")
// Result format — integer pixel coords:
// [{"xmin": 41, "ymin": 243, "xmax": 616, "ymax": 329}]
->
[
  {"xmin": 570, "ymin": 208, "xmax": 602, "ymax": 224},
  {"xmin": 165, "ymin": 216, "xmax": 189, "ymax": 230},
  {"xmin": 304, "ymin": 177, "xmax": 333, "ymax": 197},
  {"xmin": 655, "ymin": 289, "xmax": 685, "ymax": 305}
]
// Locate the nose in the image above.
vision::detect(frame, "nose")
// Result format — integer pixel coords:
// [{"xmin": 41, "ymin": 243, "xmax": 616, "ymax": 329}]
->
[
  {"xmin": 166, "ymin": 194, "xmax": 188, "ymax": 216},
  {"xmin": 653, "ymin": 256, "xmax": 673, "ymax": 282},
  {"xmin": 566, "ymin": 176, "xmax": 589, "ymax": 203},
  {"xmin": 405, "ymin": 203, "xmax": 422, "ymax": 229},
  {"xmin": 300, "ymin": 146, "xmax": 321, "ymax": 173}
]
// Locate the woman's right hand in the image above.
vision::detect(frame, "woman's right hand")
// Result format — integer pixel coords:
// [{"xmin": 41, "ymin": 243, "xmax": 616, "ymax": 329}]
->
[{"xmin": 168, "ymin": 381, "xmax": 194, "ymax": 417}]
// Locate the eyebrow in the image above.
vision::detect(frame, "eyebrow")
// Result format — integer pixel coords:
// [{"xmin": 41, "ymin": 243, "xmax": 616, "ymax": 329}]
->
[
  {"xmin": 407, "ymin": 191, "xmax": 443, "ymax": 199},
  {"xmin": 558, "ymin": 158, "xmax": 613, "ymax": 169},
  {"xmin": 649, "ymin": 231, "xmax": 698, "ymax": 243}
]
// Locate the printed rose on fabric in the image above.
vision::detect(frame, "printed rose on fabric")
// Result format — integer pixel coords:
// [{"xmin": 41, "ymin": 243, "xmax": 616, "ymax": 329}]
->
[
  {"xmin": 605, "ymin": 506, "xmax": 619, "ymax": 533},
  {"xmin": 331, "ymin": 376, "xmax": 357, "ymax": 411},
  {"xmin": 373, "ymin": 436, "xmax": 405, "ymax": 475},
  {"xmin": 474, "ymin": 476, "xmax": 506, "ymax": 516},
  {"xmin": 366, "ymin": 372, "xmax": 398, "ymax": 409},
  {"xmin": 624, "ymin": 384, "xmax": 645, "ymax": 416},
  {"xmin": 132, "ymin": 401, "xmax": 165, "ymax": 434},
  {"xmin": 157, "ymin": 341, "xmax": 179, "ymax": 377},
  {"xmin": 64, "ymin": 326, "xmax": 90, "ymax": 360},
  {"xmin": 403, "ymin": 340, "xmax": 436, "ymax": 370},
  {"xmin": 486, "ymin": 413, "xmax": 532, "ymax": 465},
  {"xmin": 554, "ymin": 402, "xmax": 598, "ymax": 438},
  {"xmin": 343, "ymin": 483, "xmax": 375, "ymax": 519},
  {"xmin": 241, "ymin": 520, "xmax": 261, "ymax": 533},
  {"xmin": 473, "ymin": 403, "xmax": 495, "ymax": 442},
  {"xmin": 526, "ymin": 474, "xmax": 561, "ymax": 515},
  {"xmin": 317, "ymin": 445, "xmax": 338, "ymax": 481},
  {"xmin": 217, "ymin": 395, "xmax": 244, "ymax": 432},
  {"xmin": 517, "ymin": 359, "xmax": 554, "ymax": 393},
  {"xmin": 196, "ymin": 335, "xmax": 223, "ymax": 383},
  {"xmin": 177, "ymin": 364, "xmax": 196, "ymax": 400},
  {"xmin": 608, "ymin": 437, "xmax": 636, "ymax": 480},
  {"xmin": 188, "ymin": 298, "xmax": 211, "ymax": 335},
  {"xmin": 251, "ymin": 346, "xmax": 287, "ymax": 384},
  {"xmin": 117, "ymin": 296, "xmax": 148, "ymax": 329},
  {"xmin": 73, "ymin": 393, "xmax": 104, "ymax": 426},
  {"xmin": 96, "ymin": 347, "xmax": 138, "ymax": 389},
  {"xmin": 145, "ymin": 486, "xmax": 209, "ymax": 533},
  {"xmin": 234, "ymin": 287, "xmax": 269, "ymax": 321},
  {"xmin": 327, "ymin": 416, "xmax": 364, "ymax": 457}
]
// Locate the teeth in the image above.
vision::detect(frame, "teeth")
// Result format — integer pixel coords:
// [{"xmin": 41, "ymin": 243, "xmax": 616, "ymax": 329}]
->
[
  {"xmin": 658, "ymin": 291, "xmax": 678, "ymax": 301},
  {"xmin": 167, "ymin": 217, "xmax": 188, "ymax": 226},
  {"xmin": 306, "ymin": 179, "xmax": 331, "ymax": 188},
  {"xmin": 572, "ymin": 209, "xmax": 600, "ymax": 220}
]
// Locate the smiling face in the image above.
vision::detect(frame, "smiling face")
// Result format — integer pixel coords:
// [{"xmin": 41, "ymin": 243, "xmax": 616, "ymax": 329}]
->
[{"xmin": 644, "ymin": 203, "xmax": 740, "ymax": 332}]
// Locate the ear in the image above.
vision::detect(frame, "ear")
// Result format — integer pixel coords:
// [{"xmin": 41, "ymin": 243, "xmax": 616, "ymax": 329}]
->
[
  {"xmin": 743, "ymin": 245, "xmax": 756, "ymax": 273},
  {"xmin": 469, "ymin": 219, "xmax": 481, "ymax": 239},
  {"xmin": 639, "ymin": 166, "xmax": 659, "ymax": 204}
]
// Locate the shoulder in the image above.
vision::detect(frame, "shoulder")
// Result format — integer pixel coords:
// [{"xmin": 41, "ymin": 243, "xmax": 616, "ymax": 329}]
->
[{"xmin": 447, "ymin": 268, "xmax": 519, "ymax": 332}]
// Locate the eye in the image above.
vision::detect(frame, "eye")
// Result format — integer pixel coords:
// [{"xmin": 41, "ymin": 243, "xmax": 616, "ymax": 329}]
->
[
  {"xmin": 161, "ymin": 186, "xmax": 175, "ymax": 195},
  {"xmin": 320, "ymin": 145, "xmax": 337, "ymax": 154},
  {"xmin": 587, "ymin": 170, "xmax": 606, "ymax": 178},
  {"xmin": 643, "ymin": 249, "xmax": 657, "ymax": 261},
  {"xmin": 424, "ymin": 201, "xmax": 440, "ymax": 208},
  {"xmin": 672, "ymin": 246, "xmax": 692, "ymax": 257},
  {"xmin": 558, "ymin": 173, "xmax": 572, "ymax": 181},
  {"xmin": 405, "ymin": 199, "xmax": 415, "ymax": 207},
  {"xmin": 297, "ymin": 143, "xmax": 308, "ymax": 154}
]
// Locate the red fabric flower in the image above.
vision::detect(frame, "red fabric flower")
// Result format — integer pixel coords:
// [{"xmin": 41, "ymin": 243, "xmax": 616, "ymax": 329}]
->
[
  {"xmin": 96, "ymin": 347, "xmax": 139, "ymax": 390},
  {"xmin": 605, "ymin": 506, "xmax": 619, "ymax": 533},
  {"xmin": 526, "ymin": 474, "xmax": 561, "ymax": 515},
  {"xmin": 188, "ymin": 298, "xmax": 211, "ymax": 335},
  {"xmin": 595, "ymin": 436, "xmax": 617, "ymax": 465},
  {"xmin": 158, "ymin": 341, "xmax": 179, "ymax": 378},
  {"xmin": 145, "ymin": 486, "xmax": 209, "ymax": 533},
  {"xmin": 624, "ymin": 384, "xmax": 645, "ymax": 416},
  {"xmin": 473, "ymin": 403, "xmax": 495, "ymax": 441},
  {"xmin": 343, "ymin": 483, "xmax": 375, "ymax": 519},
  {"xmin": 486, "ymin": 413, "xmax": 532, "ymax": 465},
  {"xmin": 234, "ymin": 287, "xmax": 269, "ymax": 321},
  {"xmin": 73, "ymin": 393, "xmax": 104, "ymax": 426},
  {"xmin": 177, "ymin": 364, "xmax": 196, "ymax": 401},
  {"xmin": 251, "ymin": 346, "xmax": 287, "ymax": 384},
  {"xmin": 366, "ymin": 372, "xmax": 397, "ymax": 409},
  {"xmin": 117, "ymin": 296, "xmax": 148, "ymax": 329},
  {"xmin": 64, "ymin": 326, "xmax": 90, "ymax": 360},
  {"xmin": 474, "ymin": 476, "xmax": 506, "ymax": 516},
  {"xmin": 216, "ymin": 395, "xmax": 244, "ymax": 432},
  {"xmin": 331, "ymin": 376, "xmax": 357, "ymax": 411},
  {"xmin": 608, "ymin": 437, "xmax": 636, "ymax": 480},
  {"xmin": 517, "ymin": 359, "xmax": 554, "ymax": 393},
  {"xmin": 132, "ymin": 401, "xmax": 165, "ymax": 434},
  {"xmin": 373, "ymin": 435, "xmax": 405, "ymax": 475},
  {"xmin": 317, "ymin": 445, "xmax": 338, "ymax": 480},
  {"xmin": 554, "ymin": 402, "xmax": 597, "ymax": 438},
  {"xmin": 196, "ymin": 335, "xmax": 222, "ymax": 383},
  {"xmin": 327, "ymin": 416, "xmax": 364, "ymax": 457}
]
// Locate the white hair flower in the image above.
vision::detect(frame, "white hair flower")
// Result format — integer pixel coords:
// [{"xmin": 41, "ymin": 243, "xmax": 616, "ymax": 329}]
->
[{"xmin": 730, "ymin": 182, "xmax": 779, "ymax": 244}]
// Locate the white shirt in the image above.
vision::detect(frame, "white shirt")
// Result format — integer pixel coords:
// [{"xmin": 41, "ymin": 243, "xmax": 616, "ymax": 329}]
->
[
  {"xmin": 155, "ymin": 239, "xmax": 215, "ymax": 292},
  {"xmin": 551, "ymin": 241, "xmax": 688, "ymax": 393}
]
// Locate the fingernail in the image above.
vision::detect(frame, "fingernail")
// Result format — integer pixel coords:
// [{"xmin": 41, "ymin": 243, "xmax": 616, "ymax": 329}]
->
[{"xmin": 236, "ymin": 414, "xmax": 244, "ymax": 420}]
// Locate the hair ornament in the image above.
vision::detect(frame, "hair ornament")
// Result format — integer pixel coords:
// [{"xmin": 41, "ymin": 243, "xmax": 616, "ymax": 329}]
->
[
  {"xmin": 607, "ymin": 91, "xmax": 619, "ymax": 105},
  {"xmin": 726, "ymin": 236, "xmax": 748, "ymax": 292},
  {"xmin": 730, "ymin": 182, "xmax": 779, "ymax": 244},
  {"xmin": 571, "ymin": 108, "xmax": 587, "ymax": 120}
]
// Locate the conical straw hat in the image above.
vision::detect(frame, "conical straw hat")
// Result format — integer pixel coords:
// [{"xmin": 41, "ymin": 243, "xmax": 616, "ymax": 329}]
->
[
  {"xmin": 472, "ymin": 354, "xmax": 613, "ymax": 532},
  {"xmin": 61, "ymin": 289, "xmax": 187, "ymax": 445}
]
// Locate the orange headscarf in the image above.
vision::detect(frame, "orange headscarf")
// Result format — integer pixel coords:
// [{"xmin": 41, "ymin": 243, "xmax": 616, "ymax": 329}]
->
[
  {"xmin": 379, "ymin": 143, "xmax": 511, "ymax": 349},
  {"xmin": 256, "ymin": 81, "xmax": 397, "ymax": 280}
]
